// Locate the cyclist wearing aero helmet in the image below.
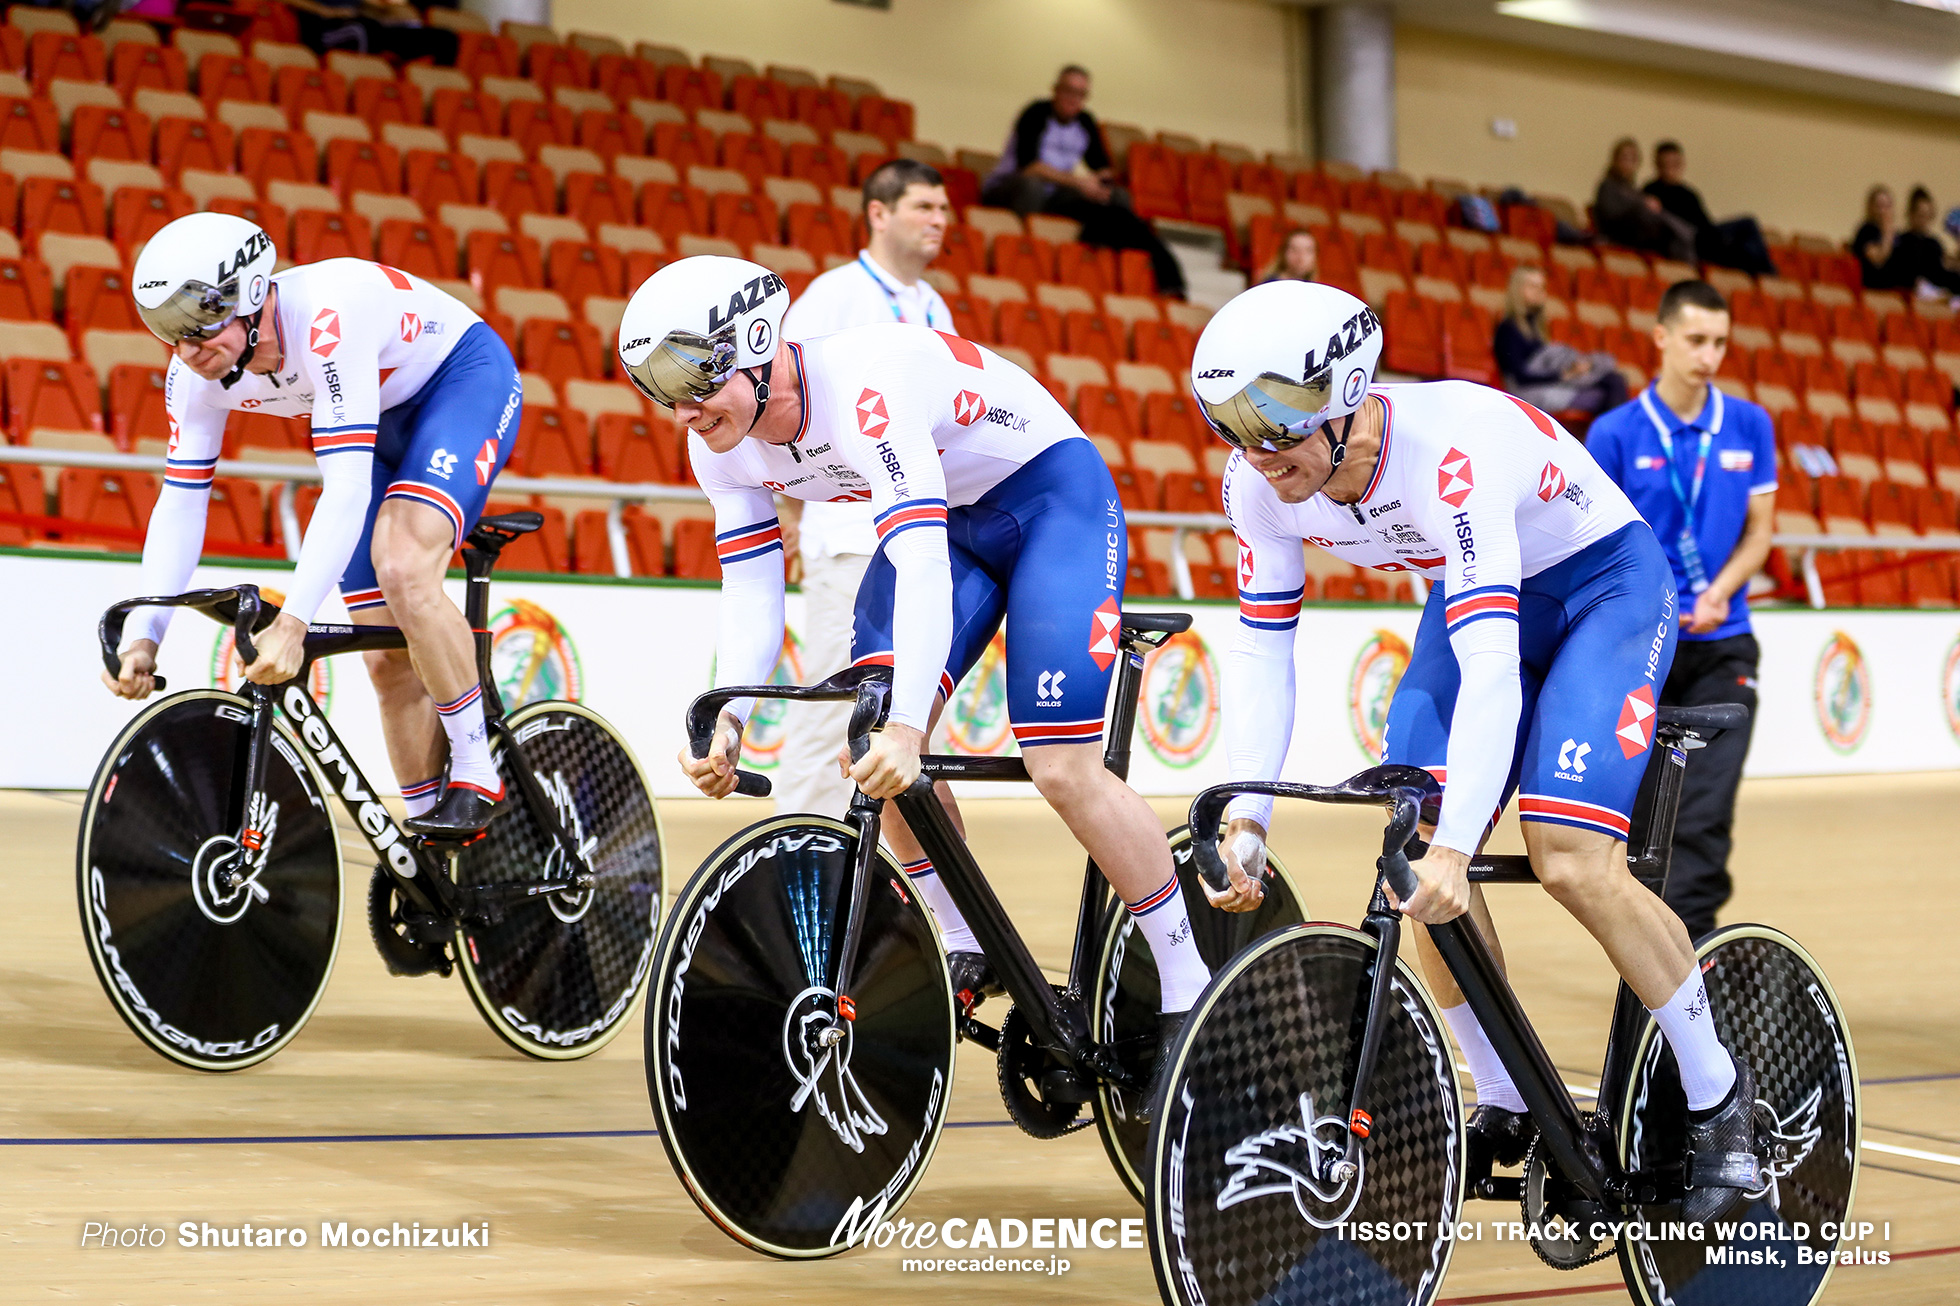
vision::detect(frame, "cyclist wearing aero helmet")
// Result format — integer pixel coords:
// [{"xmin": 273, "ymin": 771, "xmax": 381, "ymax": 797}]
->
[
  {"xmin": 103, "ymin": 213, "xmax": 524, "ymax": 838},
  {"xmin": 1198, "ymin": 280, "xmax": 1767, "ymax": 1221},
  {"xmin": 623, "ymin": 255, "xmax": 1227, "ymax": 1117}
]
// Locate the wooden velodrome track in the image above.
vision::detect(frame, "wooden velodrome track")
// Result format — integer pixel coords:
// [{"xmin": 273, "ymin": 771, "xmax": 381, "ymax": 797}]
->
[{"xmin": 4, "ymin": 774, "xmax": 1958, "ymax": 1305}]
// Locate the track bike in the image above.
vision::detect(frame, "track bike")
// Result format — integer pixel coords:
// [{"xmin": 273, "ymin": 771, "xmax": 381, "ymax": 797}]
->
[
  {"xmin": 1148, "ymin": 704, "xmax": 1860, "ymax": 1306},
  {"xmin": 80, "ymin": 512, "xmax": 664, "ymax": 1071},
  {"xmin": 646, "ymin": 611, "xmax": 1311, "ymax": 1257}
]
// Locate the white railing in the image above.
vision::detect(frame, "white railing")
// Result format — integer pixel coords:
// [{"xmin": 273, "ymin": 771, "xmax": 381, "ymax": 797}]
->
[{"xmin": 4, "ymin": 445, "xmax": 1956, "ymax": 607}]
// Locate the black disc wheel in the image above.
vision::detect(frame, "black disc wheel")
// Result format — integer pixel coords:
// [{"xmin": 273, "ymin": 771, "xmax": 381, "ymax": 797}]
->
[
  {"xmin": 646, "ymin": 817, "xmax": 955, "ymax": 1258},
  {"xmin": 1148, "ymin": 923, "xmax": 1464, "ymax": 1306},
  {"xmin": 452, "ymin": 700, "xmax": 663, "ymax": 1059},
  {"xmin": 1616, "ymin": 924, "xmax": 1860, "ymax": 1306},
  {"xmin": 1092, "ymin": 826, "xmax": 1309, "ymax": 1202},
  {"xmin": 77, "ymin": 689, "xmax": 343, "ymax": 1072}
]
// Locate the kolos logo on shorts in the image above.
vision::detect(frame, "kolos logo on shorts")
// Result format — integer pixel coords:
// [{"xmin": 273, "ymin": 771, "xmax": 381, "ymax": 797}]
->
[{"xmin": 310, "ymin": 308, "xmax": 341, "ymax": 358}]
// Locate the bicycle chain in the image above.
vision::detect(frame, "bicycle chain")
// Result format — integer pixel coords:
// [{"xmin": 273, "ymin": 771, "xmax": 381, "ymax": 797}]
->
[
  {"xmin": 1521, "ymin": 1118, "xmax": 1616, "ymax": 1271},
  {"xmin": 996, "ymin": 998, "xmax": 1092, "ymax": 1139}
]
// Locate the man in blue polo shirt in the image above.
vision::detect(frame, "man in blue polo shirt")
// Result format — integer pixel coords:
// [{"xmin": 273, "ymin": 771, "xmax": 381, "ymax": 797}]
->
[{"xmin": 1586, "ymin": 279, "xmax": 1776, "ymax": 939}]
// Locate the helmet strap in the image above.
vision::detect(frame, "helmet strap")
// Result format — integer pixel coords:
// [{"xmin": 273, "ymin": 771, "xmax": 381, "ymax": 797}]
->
[
  {"xmin": 1325, "ymin": 411, "xmax": 1356, "ymax": 471},
  {"xmin": 218, "ymin": 311, "xmax": 264, "ymax": 390},
  {"xmin": 743, "ymin": 360, "xmax": 774, "ymax": 432}
]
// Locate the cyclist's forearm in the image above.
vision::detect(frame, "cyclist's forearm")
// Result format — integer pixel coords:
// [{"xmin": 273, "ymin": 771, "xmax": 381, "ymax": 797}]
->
[
  {"xmin": 883, "ymin": 526, "xmax": 953, "ymax": 733},
  {"xmin": 1434, "ymin": 646, "xmax": 1522, "ymax": 857},
  {"xmin": 712, "ymin": 556, "xmax": 787, "ymax": 725},
  {"xmin": 1223, "ymin": 629, "xmax": 1295, "ymax": 830},
  {"xmin": 128, "ymin": 484, "xmax": 212, "ymax": 646},
  {"xmin": 284, "ymin": 456, "xmax": 373, "ymax": 629}
]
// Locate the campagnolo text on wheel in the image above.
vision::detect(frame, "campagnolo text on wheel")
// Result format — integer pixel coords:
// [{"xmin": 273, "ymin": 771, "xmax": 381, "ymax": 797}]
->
[{"xmin": 82, "ymin": 214, "xmax": 662, "ymax": 1069}]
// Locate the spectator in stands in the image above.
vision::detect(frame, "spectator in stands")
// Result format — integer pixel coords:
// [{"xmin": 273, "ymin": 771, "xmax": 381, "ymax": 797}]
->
[
  {"xmin": 1586, "ymin": 280, "xmax": 1776, "ymax": 942},
  {"xmin": 980, "ymin": 65, "xmax": 1186, "ymax": 296},
  {"xmin": 1494, "ymin": 265, "xmax": 1627, "ymax": 418},
  {"xmin": 1855, "ymin": 184, "xmax": 1960, "ymax": 295},
  {"xmin": 1260, "ymin": 229, "xmax": 1318, "ymax": 284},
  {"xmin": 1644, "ymin": 141, "xmax": 1776, "ymax": 275},
  {"xmin": 774, "ymin": 158, "xmax": 957, "ymax": 821},
  {"xmin": 283, "ymin": 0, "xmax": 459, "ymax": 64},
  {"xmin": 1594, "ymin": 137, "xmax": 1695, "ymax": 262}
]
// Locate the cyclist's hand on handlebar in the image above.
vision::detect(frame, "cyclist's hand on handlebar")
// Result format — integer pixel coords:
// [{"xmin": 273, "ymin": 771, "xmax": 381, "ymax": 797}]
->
[
  {"xmin": 243, "ymin": 613, "xmax": 308, "ymax": 685},
  {"xmin": 1205, "ymin": 816, "xmax": 1269, "ymax": 913},
  {"xmin": 850, "ymin": 722, "xmax": 925, "ymax": 800},
  {"xmin": 1386, "ymin": 842, "xmax": 1471, "ymax": 924},
  {"xmin": 678, "ymin": 710, "xmax": 744, "ymax": 798},
  {"xmin": 102, "ymin": 639, "xmax": 160, "ymax": 700}
]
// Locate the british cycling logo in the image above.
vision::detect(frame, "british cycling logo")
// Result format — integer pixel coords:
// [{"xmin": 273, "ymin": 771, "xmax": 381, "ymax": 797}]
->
[
  {"xmin": 709, "ymin": 630, "xmax": 804, "ymax": 770},
  {"xmin": 1348, "ymin": 630, "xmax": 1411, "ymax": 761},
  {"xmin": 310, "ymin": 308, "xmax": 340, "ymax": 359},
  {"xmin": 1437, "ymin": 448, "xmax": 1474, "ymax": 508},
  {"xmin": 856, "ymin": 388, "xmax": 890, "ymax": 439},
  {"xmin": 1944, "ymin": 636, "xmax": 1960, "ymax": 743},
  {"xmin": 1140, "ymin": 631, "xmax": 1219, "ymax": 768},
  {"xmin": 1536, "ymin": 462, "xmax": 1567, "ymax": 503},
  {"xmin": 1213, "ymin": 1091, "xmax": 1365, "ymax": 1228},
  {"xmin": 400, "ymin": 312, "xmax": 421, "ymax": 343},
  {"xmin": 941, "ymin": 633, "xmax": 1014, "ymax": 756},
  {"xmin": 1813, "ymin": 631, "xmax": 1870, "ymax": 753},
  {"xmin": 953, "ymin": 390, "xmax": 986, "ymax": 426},
  {"xmin": 489, "ymin": 599, "xmax": 583, "ymax": 708},
  {"xmin": 1616, "ymin": 684, "xmax": 1656, "ymax": 758}
]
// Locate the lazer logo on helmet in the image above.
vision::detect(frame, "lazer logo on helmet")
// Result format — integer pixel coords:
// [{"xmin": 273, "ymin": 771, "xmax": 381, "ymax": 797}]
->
[
  {"xmin": 139, "ymin": 280, "xmax": 166, "ymax": 290},
  {"xmin": 1299, "ymin": 308, "xmax": 1379, "ymax": 377},
  {"xmin": 623, "ymin": 336, "xmax": 652, "ymax": 351},
  {"xmin": 1197, "ymin": 368, "xmax": 1235, "ymax": 380},
  {"xmin": 705, "ymin": 273, "xmax": 785, "ymax": 333},
  {"xmin": 217, "ymin": 230, "xmax": 272, "ymax": 283}
]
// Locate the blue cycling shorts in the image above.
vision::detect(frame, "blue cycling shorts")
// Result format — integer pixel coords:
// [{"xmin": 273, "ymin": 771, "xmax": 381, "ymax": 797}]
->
[
  {"xmin": 339, "ymin": 321, "xmax": 522, "ymax": 610},
  {"xmin": 851, "ymin": 437, "xmax": 1128, "ymax": 749},
  {"xmin": 1383, "ymin": 522, "xmax": 1678, "ymax": 843}
]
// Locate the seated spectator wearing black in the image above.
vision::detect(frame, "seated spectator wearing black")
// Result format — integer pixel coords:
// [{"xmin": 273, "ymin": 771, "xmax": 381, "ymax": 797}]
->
[
  {"xmin": 1856, "ymin": 184, "xmax": 1960, "ymax": 295},
  {"xmin": 1594, "ymin": 137, "xmax": 1695, "ymax": 263},
  {"xmin": 283, "ymin": 0, "xmax": 459, "ymax": 64},
  {"xmin": 1494, "ymin": 265, "xmax": 1627, "ymax": 421},
  {"xmin": 1261, "ymin": 229, "xmax": 1317, "ymax": 284},
  {"xmin": 1644, "ymin": 141, "xmax": 1775, "ymax": 276},
  {"xmin": 980, "ymin": 65, "xmax": 1186, "ymax": 297}
]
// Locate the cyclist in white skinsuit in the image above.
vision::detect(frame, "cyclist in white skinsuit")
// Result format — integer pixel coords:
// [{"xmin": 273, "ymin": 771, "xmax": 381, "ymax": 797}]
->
[
  {"xmin": 622, "ymin": 256, "xmax": 1224, "ymax": 1119},
  {"xmin": 1198, "ymin": 280, "xmax": 1767, "ymax": 1221},
  {"xmin": 102, "ymin": 213, "xmax": 523, "ymax": 839}
]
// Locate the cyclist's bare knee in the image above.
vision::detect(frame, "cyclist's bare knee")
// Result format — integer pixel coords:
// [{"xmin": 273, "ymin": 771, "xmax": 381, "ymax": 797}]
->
[
  {"xmin": 1022, "ymin": 742, "xmax": 1108, "ymax": 810},
  {"xmin": 372, "ymin": 500, "xmax": 456, "ymax": 604},
  {"xmin": 1523, "ymin": 822, "xmax": 1624, "ymax": 905}
]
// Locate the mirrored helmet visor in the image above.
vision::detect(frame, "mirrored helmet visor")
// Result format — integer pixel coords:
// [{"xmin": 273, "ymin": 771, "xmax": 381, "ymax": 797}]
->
[
  {"xmin": 136, "ymin": 277, "xmax": 239, "ymax": 345},
  {"xmin": 1199, "ymin": 370, "xmax": 1333, "ymax": 451},
  {"xmin": 622, "ymin": 328, "xmax": 737, "ymax": 408}
]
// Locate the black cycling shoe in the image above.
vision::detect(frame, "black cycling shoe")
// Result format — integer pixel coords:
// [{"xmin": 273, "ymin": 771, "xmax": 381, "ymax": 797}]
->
[
  {"xmin": 403, "ymin": 784, "xmax": 505, "ymax": 842},
  {"xmin": 947, "ymin": 951, "xmax": 1003, "ymax": 1018},
  {"xmin": 1465, "ymin": 1103, "xmax": 1537, "ymax": 1175},
  {"xmin": 1132, "ymin": 1010, "xmax": 1189, "ymax": 1126},
  {"xmin": 1683, "ymin": 1059, "xmax": 1766, "ymax": 1225}
]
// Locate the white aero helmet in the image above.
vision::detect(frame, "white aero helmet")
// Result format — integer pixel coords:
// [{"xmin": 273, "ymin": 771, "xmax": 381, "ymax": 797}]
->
[
  {"xmin": 131, "ymin": 212, "xmax": 277, "ymax": 346},
  {"xmin": 617, "ymin": 255, "xmax": 789, "ymax": 413},
  {"xmin": 1189, "ymin": 280, "xmax": 1383, "ymax": 457}
]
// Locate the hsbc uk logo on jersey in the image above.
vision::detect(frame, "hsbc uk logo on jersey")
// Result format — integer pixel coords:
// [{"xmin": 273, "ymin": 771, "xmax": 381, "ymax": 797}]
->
[
  {"xmin": 400, "ymin": 312, "xmax": 422, "ymax": 343},
  {"xmin": 1537, "ymin": 461, "xmax": 1567, "ymax": 502},
  {"xmin": 856, "ymin": 388, "xmax": 890, "ymax": 439},
  {"xmin": 1437, "ymin": 448, "xmax": 1474, "ymax": 508},
  {"xmin": 310, "ymin": 308, "xmax": 341, "ymax": 358},
  {"xmin": 952, "ymin": 391, "xmax": 986, "ymax": 426},
  {"xmin": 1616, "ymin": 684, "xmax": 1657, "ymax": 757}
]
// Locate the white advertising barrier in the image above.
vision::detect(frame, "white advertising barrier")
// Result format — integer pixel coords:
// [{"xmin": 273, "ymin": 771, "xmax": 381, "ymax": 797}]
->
[{"xmin": 4, "ymin": 552, "xmax": 1958, "ymax": 796}]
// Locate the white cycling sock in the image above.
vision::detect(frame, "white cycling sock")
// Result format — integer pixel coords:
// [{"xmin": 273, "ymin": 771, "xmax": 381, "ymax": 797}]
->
[
  {"xmin": 1440, "ymin": 1002, "xmax": 1529, "ymax": 1113},
  {"xmin": 899, "ymin": 858, "xmax": 981, "ymax": 955},
  {"xmin": 1127, "ymin": 873, "xmax": 1210, "ymax": 1013},
  {"xmin": 433, "ymin": 684, "xmax": 502, "ymax": 797},
  {"xmin": 1648, "ymin": 968, "xmax": 1737, "ymax": 1112},
  {"xmin": 400, "ymin": 774, "xmax": 443, "ymax": 818}
]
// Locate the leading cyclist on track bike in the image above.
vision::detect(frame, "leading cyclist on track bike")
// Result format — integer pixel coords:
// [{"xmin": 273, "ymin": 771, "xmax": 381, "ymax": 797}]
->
[
  {"xmin": 100, "ymin": 212, "xmax": 523, "ymax": 840},
  {"xmin": 619, "ymin": 255, "xmax": 1227, "ymax": 1115},
  {"xmin": 1198, "ymin": 279, "xmax": 1769, "ymax": 1222}
]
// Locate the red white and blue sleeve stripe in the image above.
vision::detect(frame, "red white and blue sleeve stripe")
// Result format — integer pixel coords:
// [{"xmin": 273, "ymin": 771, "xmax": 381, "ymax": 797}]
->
[
  {"xmin": 340, "ymin": 585, "xmax": 386, "ymax": 613},
  {"xmin": 1011, "ymin": 718, "xmax": 1104, "ymax": 748},
  {"xmin": 163, "ymin": 455, "xmax": 218, "ymax": 492},
  {"xmin": 1238, "ymin": 585, "xmax": 1304, "ymax": 632},
  {"xmin": 1518, "ymin": 794, "xmax": 1631, "ymax": 841},
  {"xmin": 312, "ymin": 424, "xmax": 378, "ymax": 457},
  {"xmin": 715, "ymin": 518, "xmax": 783, "ymax": 565},
  {"xmin": 874, "ymin": 497, "xmax": 948, "ymax": 543},
  {"xmin": 1444, "ymin": 584, "xmax": 1520, "ymax": 636}
]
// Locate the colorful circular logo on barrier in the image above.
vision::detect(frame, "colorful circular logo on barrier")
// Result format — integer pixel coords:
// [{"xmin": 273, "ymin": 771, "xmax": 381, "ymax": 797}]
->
[
  {"xmin": 1138, "ymin": 631, "xmax": 1219, "ymax": 768},
  {"xmin": 214, "ymin": 626, "xmax": 332, "ymax": 712},
  {"xmin": 738, "ymin": 630, "xmax": 805, "ymax": 771},
  {"xmin": 1942, "ymin": 636, "xmax": 1960, "ymax": 745},
  {"xmin": 1349, "ymin": 629, "xmax": 1412, "ymax": 760},
  {"xmin": 490, "ymin": 599, "xmax": 583, "ymax": 708},
  {"xmin": 1812, "ymin": 631, "xmax": 1871, "ymax": 754},
  {"xmin": 941, "ymin": 632, "xmax": 1014, "ymax": 756}
]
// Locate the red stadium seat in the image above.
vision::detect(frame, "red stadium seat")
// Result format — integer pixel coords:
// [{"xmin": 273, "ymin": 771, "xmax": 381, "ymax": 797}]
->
[
  {"xmin": 454, "ymin": 32, "xmax": 520, "ymax": 81},
  {"xmin": 784, "ymin": 142, "xmax": 850, "ymax": 191},
  {"xmin": 524, "ymin": 42, "xmax": 591, "ymax": 94},
  {"xmin": 784, "ymin": 202, "xmax": 852, "ymax": 262},
  {"xmin": 430, "ymin": 89, "xmax": 502, "ymax": 142},
  {"xmin": 325, "ymin": 138, "xmax": 400, "ymax": 198},
  {"xmin": 1063, "ymin": 312, "xmax": 1122, "ymax": 368},
  {"xmin": 110, "ymin": 185, "xmax": 194, "ymax": 251},
  {"xmin": 197, "ymin": 54, "xmax": 273, "ymax": 108},
  {"xmin": 0, "ymin": 97, "xmax": 61, "ymax": 153},
  {"xmin": 719, "ymin": 132, "xmax": 784, "ymax": 187},
  {"xmin": 404, "ymin": 150, "xmax": 479, "ymax": 212},
  {"xmin": 1054, "ymin": 242, "xmax": 1114, "ymax": 296},
  {"xmin": 595, "ymin": 412, "xmax": 683, "ymax": 484},
  {"xmin": 6, "ymin": 360, "xmax": 102, "ymax": 443},
  {"xmin": 791, "ymin": 85, "xmax": 852, "ymax": 138},
  {"xmin": 111, "ymin": 43, "xmax": 188, "ymax": 98},
  {"xmin": 513, "ymin": 405, "xmax": 594, "ymax": 476},
  {"xmin": 942, "ymin": 294, "xmax": 992, "ymax": 343},
  {"xmin": 1123, "ymin": 143, "xmax": 1184, "ymax": 220},
  {"xmin": 710, "ymin": 191, "xmax": 779, "ymax": 249},
  {"xmin": 545, "ymin": 240, "xmax": 622, "ymax": 306},
  {"xmin": 994, "ymin": 302, "xmax": 1061, "ymax": 357},
  {"xmin": 1076, "ymin": 385, "xmax": 1140, "ymax": 441},
  {"xmin": 576, "ymin": 110, "xmax": 644, "ymax": 164},
  {"xmin": 238, "ymin": 128, "xmax": 318, "ymax": 189},
  {"xmin": 209, "ymin": 197, "xmax": 289, "ymax": 245},
  {"xmin": 107, "ymin": 363, "xmax": 169, "ymax": 449},
  {"xmin": 564, "ymin": 172, "xmax": 634, "ymax": 228},
  {"xmin": 658, "ymin": 65, "xmax": 724, "ymax": 115},
  {"xmin": 0, "ymin": 458, "xmax": 43, "ymax": 544},
  {"xmin": 376, "ymin": 219, "xmax": 459, "ymax": 281},
  {"xmin": 0, "ymin": 258, "xmax": 56, "ymax": 323},
  {"xmin": 504, "ymin": 100, "xmax": 576, "ymax": 156},
  {"xmin": 481, "ymin": 160, "xmax": 556, "ymax": 219},
  {"xmin": 351, "ymin": 76, "xmax": 421, "ymax": 130},
  {"xmin": 593, "ymin": 55, "xmax": 658, "ymax": 104},
  {"xmin": 729, "ymin": 75, "xmax": 792, "ymax": 122},
  {"xmin": 466, "ymin": 229, "xmax": 544, "ymax": 292},
  {"xmin": 289, "ymin": 210, "xmax": 371, "ymax": 263},
  {"xmin": 29, "ymin": 32, "xmax": 108, "ymax": 92},
  {"xmin": 274, "ymin": 66, "xmax": 347, "ymax": 118},
  {"xmin": 669, "ymin": 517, "xmax": 720, "ymax": 579},
  {"xmin": 153, "ymin": 118, "xmax": 234, "ymax": 182},
  {"xmin": 638, "ymin": 182, "xmax": 711, "ymax": 244},
  {"xmin": 853, "ymin": 95, "xmax": 913, "ymax": 144},
  {"xmin": 520, "ymin": 320, "xmax": 608, "ymax": 390},
  {"xmin": 651, "ymin": 121, "xmax": 718, "ymax": 173},
  {"xmin": 1117, "ymin": 249, "xmax": 1157, "ymax": 295},
  {"xmin": 64, "ymin": 266, "xmax": 145, "ymax": 337},
  {"xmin": 56, "ymin": 468, "xmax": 155, "ymax": 548},
  {"xmin": 991, "ymin": 233, "xmax": 1055, "ymax": 283},
  {"xmin": 1182, "ymin": 153, "xmax": 1232, "ymax": 229},
  {"xmin": 20, "ymin": 177, "xmax": 108, "ymax": 237},
  {"xmin": 204, "ymin": 477, "xmax": 267, "ymax": 552},
  {"xmin": 1382, "ymin": 293, "xmax": 1443, "ymax": 377}
]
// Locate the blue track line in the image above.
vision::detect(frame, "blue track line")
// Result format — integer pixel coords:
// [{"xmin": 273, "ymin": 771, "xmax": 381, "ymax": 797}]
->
[{"xmin": 0, "ymin": 1120, "xmax": 1018, "ymax": 1147}]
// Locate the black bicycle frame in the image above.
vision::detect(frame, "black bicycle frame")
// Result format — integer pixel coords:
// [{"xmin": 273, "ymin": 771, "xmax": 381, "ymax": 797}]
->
[
  {"xmin": 1185, "ymin": 703, "xmax": 1747, "ymax": 1212},
  {"xmin": 96, "ymin": 522, "xmax": 594, "ymax": 926},
  {"xmin": 685, "ymin": 612, "xmax": 1193, "ymax": 1091}
]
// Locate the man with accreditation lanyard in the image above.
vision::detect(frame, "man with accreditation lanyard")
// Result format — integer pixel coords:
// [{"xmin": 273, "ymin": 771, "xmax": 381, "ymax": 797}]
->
[
  {"xmin": 1584, "ymin": 279, "xmax": 1776, "ymax": 942},
  {"xmin": 773, "ymin": 158, "xmax": 957, "ymax": 821}
]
